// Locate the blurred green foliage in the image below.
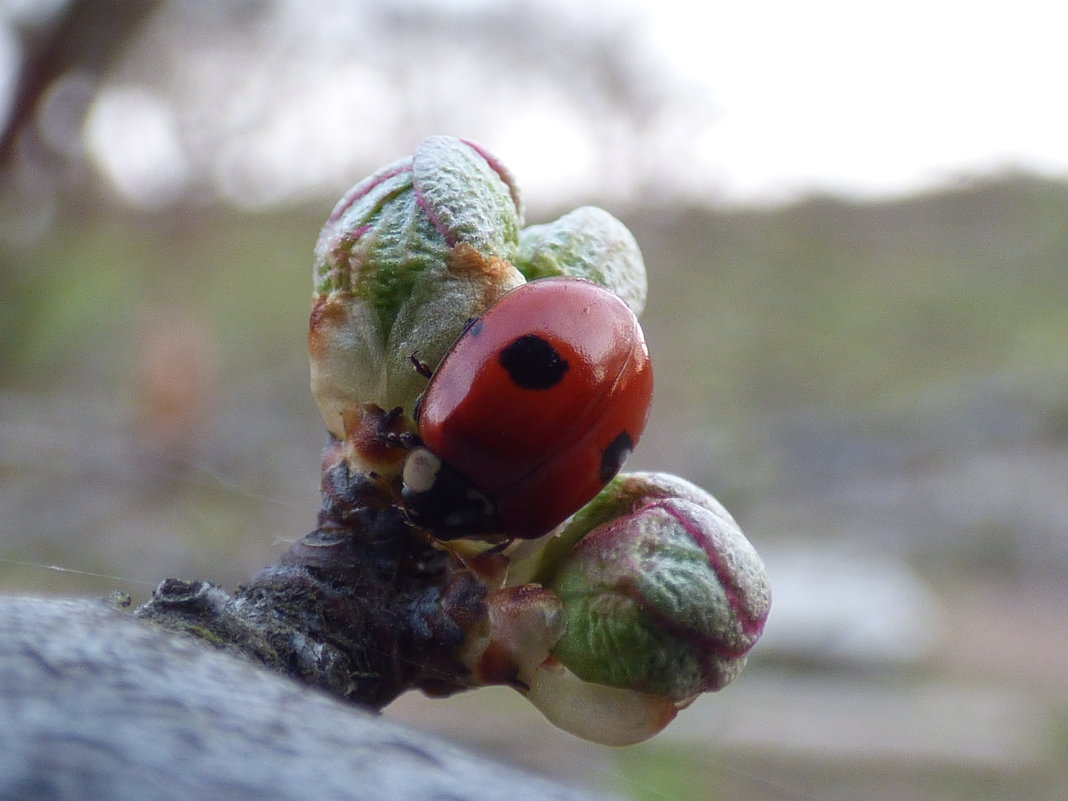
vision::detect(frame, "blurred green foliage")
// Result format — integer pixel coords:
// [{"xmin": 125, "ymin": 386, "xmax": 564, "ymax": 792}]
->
[
  {"xmin": 3, "ymin": 175, "xmax": 1067, "ymax": 801},
  {"xmin": 2, "ymin": 209, "xmax": 313, "ymax": 385},
  {"xmin": 616, "ymin": 738, "xmax": 1064, "ymax": 801},
  {"xmin": 637, "ymin": 176, "xmax": 1068, "ymax": 418},
  {"xmin": 8, "ymin": 175, "xmax": 1068, "ymax": 412}
]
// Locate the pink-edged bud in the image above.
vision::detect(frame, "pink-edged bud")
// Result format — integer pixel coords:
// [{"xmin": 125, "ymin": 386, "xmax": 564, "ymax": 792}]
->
[
  {"xmin": 514, "ymin": 472, "xmax": 770, "ymax": 743},
  {"xmin": 309, "ymin": 136, "xmax": 525, "ymax": 440},
  {"xmin": 516, "ymin": 206, "xmax": 647, "ymax": 316}
]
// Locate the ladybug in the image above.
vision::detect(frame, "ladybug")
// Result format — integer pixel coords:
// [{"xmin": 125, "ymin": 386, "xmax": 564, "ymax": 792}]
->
[{"xmin": 402, "ymin": 277, "xmax": 653, "ymax": 540}]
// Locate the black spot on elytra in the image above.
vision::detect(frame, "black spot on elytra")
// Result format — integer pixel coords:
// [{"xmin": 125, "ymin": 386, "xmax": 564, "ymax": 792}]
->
[
  {"xmin": 599, "ymin": 431, "xmax": 633, "ymax": 483},
  {"xmin": 498, "ymin": 334, "xmax": 569, "ymax": 390}
]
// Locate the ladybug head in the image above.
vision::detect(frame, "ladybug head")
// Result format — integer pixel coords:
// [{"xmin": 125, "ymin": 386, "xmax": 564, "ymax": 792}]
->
[{"xmin": 401, "ymin": 447, "xmax": 504, "ymax": 541}]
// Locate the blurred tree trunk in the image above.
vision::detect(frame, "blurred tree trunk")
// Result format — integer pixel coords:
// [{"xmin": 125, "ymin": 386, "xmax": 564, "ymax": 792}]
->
[
  {"xmin": 0, "ymin": 595, "xmax": 616, "ymax": 801},
  {"xmin": 0, "ymin": 0, "xmax": 160, "ymax": 165}
]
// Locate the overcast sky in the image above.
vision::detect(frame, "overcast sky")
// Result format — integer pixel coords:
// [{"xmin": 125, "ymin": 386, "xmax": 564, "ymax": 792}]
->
[
  {"xmin": 7, "ymin": 0, "xmax": 1065, "ymax": 209},
  {"xmin": 641, "ymin": 0, "xmax": 1068, "ymax": 201}
]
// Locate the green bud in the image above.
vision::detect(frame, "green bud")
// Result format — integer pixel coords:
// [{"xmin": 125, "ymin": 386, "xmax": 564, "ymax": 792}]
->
[
  {"xmin": 516, "ymin": 206, "xmax": 647, "ymax": 315},
  {"xmin": 528, "ymin": 472, "xmax": 735, "ymax": 584},
  {"xmin": 547, "ymin": 473, "xmax": 771, "ymax": 701},
  {"xmin": 309, "ymin": 136, "xmax": 525, "ymax": 437}
]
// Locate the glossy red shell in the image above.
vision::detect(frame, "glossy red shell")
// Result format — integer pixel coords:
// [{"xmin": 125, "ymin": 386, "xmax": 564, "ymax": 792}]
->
[{"xmin": 416, "ymin": 277, "xmax": 653, "ymax": 539}]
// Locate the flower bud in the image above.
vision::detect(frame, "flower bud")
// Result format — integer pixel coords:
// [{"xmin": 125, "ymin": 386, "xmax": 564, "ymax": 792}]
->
[
  {"xmin": 309, "ymin": 136, "xmax": 526, "ymax": 438},
  {"xmin": 546, "ymin": 473, "xmax": 771, "ymax": 702},
  {"xmin": 516, "ymin": 206, "xmax": 647, "ymax": 315},
  {"xmin": 522, "ymin": 660, "xmax": 679, "ymax": 747}
]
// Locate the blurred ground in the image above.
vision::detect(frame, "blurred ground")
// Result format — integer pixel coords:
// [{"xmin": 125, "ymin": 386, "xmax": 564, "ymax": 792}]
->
[{"xmin": 2, "ymin": 177, "xmax": 1067, "ymax": 800}]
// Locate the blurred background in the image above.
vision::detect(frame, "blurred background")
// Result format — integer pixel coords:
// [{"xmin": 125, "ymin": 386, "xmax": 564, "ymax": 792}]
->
[{"xmin": 1, "ymin": 1, "xmax": 1066, "ymax": 799}]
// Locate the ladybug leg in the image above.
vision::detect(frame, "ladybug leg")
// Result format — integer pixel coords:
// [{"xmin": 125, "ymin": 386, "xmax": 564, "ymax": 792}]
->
[
  {"xmin": 409, "ymin": 353, "xmax": 433, "ymax": 379},
  {"xmin": 401, "ymin": 447, "xmax": 504, "ymax": 540},
  {"xmin": 383, "ymin": 430, "xmax": 421, "ymax": 451},
  {"xmin": 380, "ymin": 405, "xmax": 403, "ymax": 427},
  {"xmin": 480, "ymin": 538, "xmax": 514, "ymax": 557},
  {"xmin": 368, "ymin": 407, "xmax": 409, "ymax": 450}
]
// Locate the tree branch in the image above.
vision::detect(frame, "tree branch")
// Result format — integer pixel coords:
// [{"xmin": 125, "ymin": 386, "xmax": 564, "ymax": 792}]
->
[{"xmin": 132, "ymin": 437, "xmax": 488, "ymax": 708}]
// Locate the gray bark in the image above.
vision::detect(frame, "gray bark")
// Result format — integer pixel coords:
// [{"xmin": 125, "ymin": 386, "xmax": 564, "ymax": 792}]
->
[{"xmin": 0, "ymin": 595, "xmax": 616, "ymax": 801}]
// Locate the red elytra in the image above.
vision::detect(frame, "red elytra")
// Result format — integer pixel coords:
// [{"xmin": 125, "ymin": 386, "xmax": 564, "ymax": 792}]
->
[{"xmin": 404, "ymin": 277, "xmax": 653, "ymax": 540}]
